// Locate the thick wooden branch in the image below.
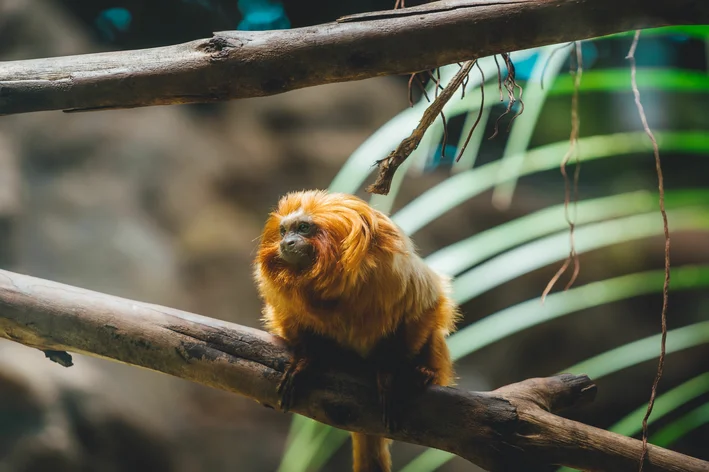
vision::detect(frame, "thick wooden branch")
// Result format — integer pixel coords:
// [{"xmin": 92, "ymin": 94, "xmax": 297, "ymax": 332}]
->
[
  {"xmin": 0, "ymin": 270, "xmax": 706, "ymax": 471},
  {"xmin": 1, "ymin": 0, "xmax": 707, "ymax": 115}
]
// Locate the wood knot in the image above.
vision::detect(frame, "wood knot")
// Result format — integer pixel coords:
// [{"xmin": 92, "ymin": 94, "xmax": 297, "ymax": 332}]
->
[{"xmin": 201, "ymin": 36, "xmax": 242, "ymax": 61}]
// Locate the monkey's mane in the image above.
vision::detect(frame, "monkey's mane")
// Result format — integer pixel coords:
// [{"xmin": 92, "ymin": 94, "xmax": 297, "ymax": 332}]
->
[{"xmin": 257, "ymin": 190, "xmax": 403, "ymax": 298}]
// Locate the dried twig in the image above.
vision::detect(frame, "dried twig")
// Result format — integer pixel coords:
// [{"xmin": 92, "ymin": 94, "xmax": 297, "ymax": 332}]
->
[
  {"xmin": 366, "ymin": 60, "xmax": 477, "ymax": 195},
  {"xmin": 428, "ymin": 69, "xmax": 450, "ymax": 158},
  {"xmin": 413, "ymin": 74, "xmax": 432, "ymax": 104},
  {"xmin": 456, "ymin": 61, "xmax": 486, "ymax": 162},
  {"xmin": 489, "ymin": 53, "xmax": 524, "ymax": 140},
  {"xmin": 494, "ymin": 54, "xmax": 504, "ymax": 101},
  {"xmin": 461, "ymin": 66, "xmax": 470, "ymax": 99},
  {"xmin": 407, "ymin": 73, "xmax": 417, "ymax": 107},
  {"xmin": 430, "ymin": 69, "xmax": 444, "ymax": 98},
  {"xmin": 440, "ymin": 111, "xmax": 449, "ymax": 158},
  {"xmin": 626, "ymin": 30, "xmax": 671, "ymax": 472}
]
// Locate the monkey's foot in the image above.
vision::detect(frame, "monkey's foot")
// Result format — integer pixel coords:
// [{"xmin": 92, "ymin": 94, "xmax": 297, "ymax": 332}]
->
[{"xmin": 277, "ymin": 355, "xmax": 310, "ymax": 412}]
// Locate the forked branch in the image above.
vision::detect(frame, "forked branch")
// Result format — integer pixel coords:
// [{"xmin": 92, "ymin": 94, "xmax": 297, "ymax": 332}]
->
[{"xmin": 0, "ymin": 269, "xmax": 706, "ymax": 471}]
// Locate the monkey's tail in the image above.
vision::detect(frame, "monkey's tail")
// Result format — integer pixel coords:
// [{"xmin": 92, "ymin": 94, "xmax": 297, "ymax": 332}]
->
[{"xmin": 351, "ymin": 432, "xmax": 392, "ymax": 472}]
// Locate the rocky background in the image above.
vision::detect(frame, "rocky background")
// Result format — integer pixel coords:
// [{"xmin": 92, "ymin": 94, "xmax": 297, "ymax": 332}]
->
[{"xmin": 1, "ymin": 1, "xmax": 708, "ymax": 471}]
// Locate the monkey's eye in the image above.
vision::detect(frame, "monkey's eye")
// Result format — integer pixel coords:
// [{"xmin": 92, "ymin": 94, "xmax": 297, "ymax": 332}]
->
[
  {"xmin": 279, "ymin": 226, "xmax": 286, "ymax": 237},
  {"xmin": 297, "ymin": 222, "xmax": 312, "ymax": 234}
]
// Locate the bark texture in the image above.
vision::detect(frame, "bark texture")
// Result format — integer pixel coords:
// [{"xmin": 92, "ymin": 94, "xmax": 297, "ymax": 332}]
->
[{"xmin": 0, "ymin": 0, "xmax": 707, "ymax": 115}]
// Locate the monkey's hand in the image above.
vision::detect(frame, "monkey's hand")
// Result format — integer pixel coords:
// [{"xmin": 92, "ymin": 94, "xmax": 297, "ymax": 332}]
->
[
  {"xmin": 277, "ymin": 333, "xmax": 353, "ymax": 412},
  {"xmin": 277, "ymin": 347, "xmax": 311, "ymax": 412}
]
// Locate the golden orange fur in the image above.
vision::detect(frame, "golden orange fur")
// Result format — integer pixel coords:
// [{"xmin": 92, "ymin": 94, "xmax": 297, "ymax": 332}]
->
[{"xmin": 254, "ymin": 190, "xmax": 459, "ymax": 472}]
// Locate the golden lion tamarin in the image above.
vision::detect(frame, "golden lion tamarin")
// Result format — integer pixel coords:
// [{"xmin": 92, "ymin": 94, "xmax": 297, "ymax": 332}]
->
[{"xmin": 254, "ymin": 189, "xmax": 459, "ymax": 472}]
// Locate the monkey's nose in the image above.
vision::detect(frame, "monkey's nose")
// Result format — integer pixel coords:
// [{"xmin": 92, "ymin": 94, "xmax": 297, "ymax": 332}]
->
[
  {"xmin": 279, "ymin": 235, "xmax": 311, "ymax": 267},
  {"xmin": 280, "ymin": 236, "xmax": 298, "ymax": 252}
]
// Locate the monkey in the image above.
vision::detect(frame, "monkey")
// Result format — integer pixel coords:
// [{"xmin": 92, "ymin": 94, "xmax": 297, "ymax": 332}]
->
[{"xmin": 254, "ymin": 189, "xmax": 459, "ymax": 472}]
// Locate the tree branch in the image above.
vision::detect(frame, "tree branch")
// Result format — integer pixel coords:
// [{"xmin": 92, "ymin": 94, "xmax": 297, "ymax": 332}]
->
[
  {"xmin": 0, "ymin": 269, "xmax": 706, "ymax": 471},
  {"xmin": 0, "ymin": 0, "xmax": 707, "ymax": 115}
]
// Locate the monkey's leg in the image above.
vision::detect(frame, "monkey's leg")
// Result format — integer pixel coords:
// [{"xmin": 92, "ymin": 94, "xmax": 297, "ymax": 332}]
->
[
  {"xmin": 370, "ymin": 326, "xmax": 454, "ymax": 431},
  {"xmin": 368, "ymin": 326, "xmax": 418, "ymax": 431},
  {"xmin": 415, "ymin": 329, "xmax": 454, "ymax": 387},
  {"xmin": 278, "ymin": 332, "xmax": 353, "ymax": 412}
]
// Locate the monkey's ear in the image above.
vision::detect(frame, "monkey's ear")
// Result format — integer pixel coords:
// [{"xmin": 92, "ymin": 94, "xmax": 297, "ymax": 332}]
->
[
  {"xmin": 339, "ymin": 207, "xmax": 380, "ymax": 271},
  {"xmin": 365, "ymin": 208, "xmax": 404, "ymax": 254},
  {"xmin": 259, "ymin": 214, "xmax": 283, "ymax": 246}
]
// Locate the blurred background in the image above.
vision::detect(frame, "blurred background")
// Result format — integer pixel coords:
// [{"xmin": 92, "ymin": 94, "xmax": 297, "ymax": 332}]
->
[{"xmin": 0, "ymin": 1, "xmax": 708, "ymax": 471}]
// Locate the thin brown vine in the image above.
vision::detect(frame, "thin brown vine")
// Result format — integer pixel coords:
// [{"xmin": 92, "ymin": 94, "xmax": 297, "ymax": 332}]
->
[
  {"xmin": 626, "ymin": 29, "xmax": 671, "ymax": 472},
  {"xmin": 542, "ymin": 41, "xmax": 583, "ymax": 302}
]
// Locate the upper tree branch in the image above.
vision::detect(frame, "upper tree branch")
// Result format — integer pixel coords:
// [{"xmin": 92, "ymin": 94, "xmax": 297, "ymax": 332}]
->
[
  {"xmin": 1, "ymin": 0, "xmax": 707, "ymax": 115},
  {"xmin": 0, "ymin": 269, "xmax": 706, "ymax": 471}
]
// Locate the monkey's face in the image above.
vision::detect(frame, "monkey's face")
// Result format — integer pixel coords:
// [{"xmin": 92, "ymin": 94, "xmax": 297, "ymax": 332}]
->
[
  {"xmin": 277, "ymin": 214, "xmax": 317, "ymax": 269},
  {"xmin": 257, "ymin": 190, "xmax": 388, "ymax": 294}
]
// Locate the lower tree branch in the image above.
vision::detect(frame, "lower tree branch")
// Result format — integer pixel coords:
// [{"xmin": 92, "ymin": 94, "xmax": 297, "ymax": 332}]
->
[
  {"xmin": 1, "ymin": 0, "xmax": 707, "ymax": 115},
  {"xmin": 0, "ymin": 269, "xmax": 706, "ymax": 471}
]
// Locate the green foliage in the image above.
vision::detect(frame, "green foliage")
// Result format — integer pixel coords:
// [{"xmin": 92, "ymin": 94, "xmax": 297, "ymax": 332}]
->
[
  {"xmin": 607, "ymin": 373, "xmax": 709, "ymax": 435},
  {"xmin": 278, "ymin": 25, "xmax": 709, "ymax": 472},
  {"xmin": 650, "ymin": 402, "xmax": 709, "ymax": 447},
  {"xmin": 425, "ymin": 190, "xmax": 709, "ymax": 276},
  {"xmin": 550, "ymin": 69, "xmax": 709, "ymax": 95},
  {"xmin": 451, "ymin": 266, "xmax": 709, "ymax": 362},
  {"xmin": 393, "ymin": 131, "xmax": 709, "ymax": 236}
]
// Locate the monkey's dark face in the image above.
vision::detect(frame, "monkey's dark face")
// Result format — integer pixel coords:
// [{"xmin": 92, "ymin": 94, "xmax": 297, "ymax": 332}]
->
[{"xmin": 278, "ymin": 214, "xmax": 317, "ymax": 269}]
